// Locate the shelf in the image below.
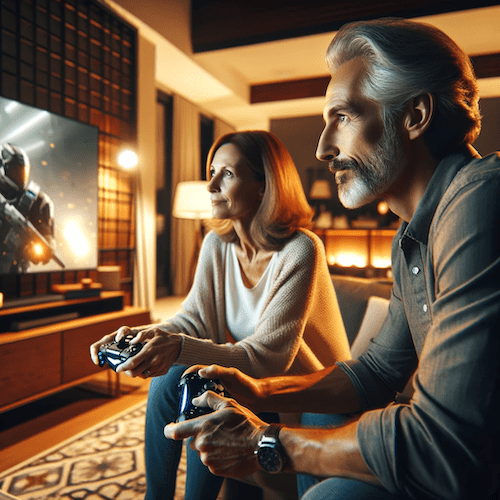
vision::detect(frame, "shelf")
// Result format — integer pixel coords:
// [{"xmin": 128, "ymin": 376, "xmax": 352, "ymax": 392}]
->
[{"xmin": 0, "ymin": 292, "xmax": 125, "ymax": 333}]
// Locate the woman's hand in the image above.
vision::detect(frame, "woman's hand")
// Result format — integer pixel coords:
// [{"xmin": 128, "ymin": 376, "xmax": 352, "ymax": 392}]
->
[
  {"xmin": 89, "ymin": 325, "xmax": 142, "ymax": 366},
  {"xmin": 90, "ymin": 325, "xmax": 183, "ymax": 379}
]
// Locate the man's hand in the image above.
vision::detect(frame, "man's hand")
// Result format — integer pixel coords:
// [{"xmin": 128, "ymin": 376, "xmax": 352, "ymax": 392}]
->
[
  {"xmin": 187, "ymin": 364, "xmax": 265, "ymax": 412},
  {"xmin": 164, "ymin": 391, "xmax": 268, "ymax": 478},
  {"xmin": 89, "ymin": 325, "xmax": 182, "ymax": 378}
]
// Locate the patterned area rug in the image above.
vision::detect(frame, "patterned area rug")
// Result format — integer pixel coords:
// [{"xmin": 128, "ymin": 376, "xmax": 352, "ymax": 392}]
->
[{"xmin": 0, "ymin": 401, "xmax": 187, "ymax": 500}]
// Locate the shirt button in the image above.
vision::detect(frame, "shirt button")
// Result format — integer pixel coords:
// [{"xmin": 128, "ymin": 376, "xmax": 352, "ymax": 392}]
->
[
  {"xmin": 412, "ymin": 266, "xmax": 420, "ymax": 275},
  {"xmin": 423, "ymin": 304, "xmax": 428, "ymax": 313}
]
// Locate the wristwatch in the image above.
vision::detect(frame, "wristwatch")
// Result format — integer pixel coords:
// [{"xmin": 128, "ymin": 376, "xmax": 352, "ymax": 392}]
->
[{"xmin": 255, "ymin": 424, "xmax": 287, "ymax": 473}]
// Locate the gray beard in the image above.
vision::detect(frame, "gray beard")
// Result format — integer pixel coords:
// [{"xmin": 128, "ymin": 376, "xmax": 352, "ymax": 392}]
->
[{"xmin": 333, "ymin": 118, "xmax": 406, "ymax": 209}]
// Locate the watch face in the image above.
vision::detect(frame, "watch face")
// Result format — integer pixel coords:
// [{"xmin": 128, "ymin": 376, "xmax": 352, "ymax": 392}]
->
[{"xmin": 257, "ymin": 446, "xmax": 283, "ymax": 473}]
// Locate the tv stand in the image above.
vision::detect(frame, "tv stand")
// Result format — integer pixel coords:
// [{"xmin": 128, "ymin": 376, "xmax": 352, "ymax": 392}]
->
[
  {"xmin": 0, "ymin": 297, "xmax": 150, "ymax": 414},
  {"xmin": 0, "ymin": 292, "xmax": 125, "ymax": 333}
]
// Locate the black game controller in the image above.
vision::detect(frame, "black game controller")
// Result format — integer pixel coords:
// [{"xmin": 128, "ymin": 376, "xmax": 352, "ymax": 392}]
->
[
  {"xmin": 98, "ymin": 334, "xmax": 144, "ymax": 371},
  {"xmin": 177, "ymin": 372, "xmax": 229, "ymax": 422}
]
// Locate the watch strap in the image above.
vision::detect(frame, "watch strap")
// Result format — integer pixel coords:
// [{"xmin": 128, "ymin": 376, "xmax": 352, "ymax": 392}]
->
[{"xmin": 261, "ymin": 423, "xmax": 283, "ymax": 443}]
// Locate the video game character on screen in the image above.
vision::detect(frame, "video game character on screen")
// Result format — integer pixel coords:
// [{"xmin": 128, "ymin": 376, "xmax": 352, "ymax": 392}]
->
[{"xmin": 0, "ymin": 142, "xmax": 64, "ymax": 273}]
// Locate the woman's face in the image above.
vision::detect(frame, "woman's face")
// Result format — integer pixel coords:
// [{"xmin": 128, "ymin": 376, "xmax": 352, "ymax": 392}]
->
[{"xmin": 207, "ymin": 143, "xmax": 265, "ymax": 223}]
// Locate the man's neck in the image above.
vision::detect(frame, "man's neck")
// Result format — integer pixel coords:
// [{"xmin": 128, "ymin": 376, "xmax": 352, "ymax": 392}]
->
[{"xmin": 385, "ymin": 145, "xmax": 439, "ymax": 223}]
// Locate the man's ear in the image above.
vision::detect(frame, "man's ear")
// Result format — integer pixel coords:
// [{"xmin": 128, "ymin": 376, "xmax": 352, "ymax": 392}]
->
[{"xmin": 403, "ymin": 93, "xmax": 434, "ymax": 141}]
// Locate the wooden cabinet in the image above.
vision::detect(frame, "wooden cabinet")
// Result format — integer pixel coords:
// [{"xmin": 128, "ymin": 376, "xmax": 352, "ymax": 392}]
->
[{"xmin": 0, "ymin": 299, "xmax": 150, "ymax": 413}]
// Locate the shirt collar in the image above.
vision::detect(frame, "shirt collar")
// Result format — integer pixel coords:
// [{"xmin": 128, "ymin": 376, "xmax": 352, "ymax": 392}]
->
[{"xmin": 400, "ymin": 145, "xmax": 480, "ymax": 245}]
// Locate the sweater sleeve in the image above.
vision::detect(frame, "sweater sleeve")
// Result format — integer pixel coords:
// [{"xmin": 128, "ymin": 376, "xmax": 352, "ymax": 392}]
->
[{"xmin": 174, "ymin": 230, "xmax": 350, "ymax": 378}]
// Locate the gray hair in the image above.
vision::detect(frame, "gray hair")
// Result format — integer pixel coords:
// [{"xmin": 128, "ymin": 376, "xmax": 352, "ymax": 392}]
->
[{"xmin": 326, "ymin": 18, "xmax": 481, "ymax": 158}]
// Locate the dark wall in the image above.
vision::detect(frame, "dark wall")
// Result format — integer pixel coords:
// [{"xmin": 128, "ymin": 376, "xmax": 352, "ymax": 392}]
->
[
  {"xmin": 475, "ymin": 97, "xmax": 500, "ymax": 156},
  {"xmin": 271, "ymin": 96, "xmax": 500, "ymax": 220}
]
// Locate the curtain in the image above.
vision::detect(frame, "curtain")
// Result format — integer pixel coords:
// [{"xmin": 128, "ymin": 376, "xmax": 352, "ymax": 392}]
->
[
  {"xmin": 171, "ymin": 95, "xmax": 201, "ymax": 296},
  {"xmin": 170, "ymin": 97, "xmax": 237, "ymax": 296}
]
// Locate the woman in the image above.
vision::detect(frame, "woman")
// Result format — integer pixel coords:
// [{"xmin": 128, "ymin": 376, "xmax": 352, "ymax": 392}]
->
[{"xmin": 91, "ymin": 131, "xmax": 350, "ymax": 500}]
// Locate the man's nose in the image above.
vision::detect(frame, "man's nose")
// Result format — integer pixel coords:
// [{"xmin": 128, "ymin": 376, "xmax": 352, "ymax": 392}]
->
[{"xmin": 316, "ymin": 126, "xmax": 340, "ymax": 162}]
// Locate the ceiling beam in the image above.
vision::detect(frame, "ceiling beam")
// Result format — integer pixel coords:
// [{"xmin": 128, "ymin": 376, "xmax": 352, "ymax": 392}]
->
[
  {"xmin": 191, "ymin": 0, "xmax": 499, "ymax": 53},
  {"xmin": 250, "ymin": 53, "xmax": 500, "ymax": 104}
]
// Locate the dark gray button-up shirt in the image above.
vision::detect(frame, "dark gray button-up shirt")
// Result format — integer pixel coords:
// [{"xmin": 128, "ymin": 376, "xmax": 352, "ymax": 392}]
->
[{"xmin": 338, "ymin": 146, "xmax": 500, "ymax": 499}]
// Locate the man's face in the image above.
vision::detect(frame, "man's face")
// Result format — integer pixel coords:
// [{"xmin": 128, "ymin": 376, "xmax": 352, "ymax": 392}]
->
[{"xmin": 316, "ymin": 57, "xmax": 406, "ymax": 209}]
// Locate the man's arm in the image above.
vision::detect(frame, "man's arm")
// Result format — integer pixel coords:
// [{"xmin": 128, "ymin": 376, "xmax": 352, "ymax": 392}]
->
[
  {"xmin": 164, "ymin": 392, "xmax": 379, "ymax": 485},
  {"xmin": 197, "ymin": 363, "xmax": 362, "ymax": 415},
  {"xmin": 279, "ymin": 421, "xmax": 380, "ymax": 486}
]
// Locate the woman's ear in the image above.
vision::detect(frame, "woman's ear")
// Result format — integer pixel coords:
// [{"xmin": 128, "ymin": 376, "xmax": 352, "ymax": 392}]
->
[{"xmin": 403, "ymin": 93, "xmax": 434, "ymax": 141}]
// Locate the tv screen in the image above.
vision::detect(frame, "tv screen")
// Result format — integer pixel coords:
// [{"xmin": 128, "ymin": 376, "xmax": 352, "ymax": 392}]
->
[{"xmin": 0, "ymin": 96, "xmax": 99, "ymax": 274}]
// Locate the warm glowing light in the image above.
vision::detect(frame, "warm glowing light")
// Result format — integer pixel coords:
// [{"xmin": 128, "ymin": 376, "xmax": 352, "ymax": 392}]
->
[
  {"xmin": 377, "ymin": 201, "xmax": 389, "ymax": 215},
  {"xmin": 335, "ymin": 252, "xmax": 368, "ymax": 268},
  {"xmin": 32, "ymin": 243, "xmax": 44, "ymax": 258},
  {"xmin": 323, "ymin": 228, "xmax": 396, "ymax": 270},
  {"xmin": 118, "ymin": 150, "xmax": 138, "ymax": 170},
  {"xmin": 64, "ymin": 221, "xmax": 89, "ymax": 256},
  {"xmin": 372, "ymin": 257, "xmax": 392, "ymax": 268},
  {"xmin": 370, "ymin": 230, "xmax": 394, "ymax": 269}
]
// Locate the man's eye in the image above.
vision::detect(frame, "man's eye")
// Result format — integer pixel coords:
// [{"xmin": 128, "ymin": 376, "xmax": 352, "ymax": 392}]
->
[
  {"xmin": 209, "ymin": 169, "xmax": 216, "ymax": 178},
  {"xmin": 224, "ymin": 170, "xmax": 233, "ymax": 177},
  {"xmin": 338, "ymin": 114, "xmax": 347, "ymax": 123}
]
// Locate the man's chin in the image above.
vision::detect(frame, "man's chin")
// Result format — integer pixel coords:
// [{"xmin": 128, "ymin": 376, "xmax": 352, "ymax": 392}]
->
[{"xmin": 338, "ymin": 183, "xmax": 376, "ymax": 210}]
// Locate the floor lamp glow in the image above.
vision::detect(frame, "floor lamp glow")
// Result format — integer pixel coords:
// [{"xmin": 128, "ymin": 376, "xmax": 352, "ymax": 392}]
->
[
  {"xmin": 172, "ymin": 181, "xmax": 212, "ymax": 288},
  {"xmin": 118, "ymin": 149, "xmax": 150, "ymax": 309}
]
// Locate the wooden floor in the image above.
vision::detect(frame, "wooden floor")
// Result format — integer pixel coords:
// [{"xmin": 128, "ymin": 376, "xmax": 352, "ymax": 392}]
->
[{"xmin": 0, "ymin": 295, "xmax": 185, "ymax": 475}]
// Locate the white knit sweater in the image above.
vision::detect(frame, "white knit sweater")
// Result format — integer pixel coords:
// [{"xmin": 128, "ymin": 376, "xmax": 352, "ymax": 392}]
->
[{"xmin": 160, "ymin": 228, "xmax": 350, "ymax": 378}]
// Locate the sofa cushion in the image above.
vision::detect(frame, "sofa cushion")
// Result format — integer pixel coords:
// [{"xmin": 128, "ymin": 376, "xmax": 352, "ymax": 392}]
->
[
  {"xmin": 331, "ymin": 275, "xmax": 392, "ymax": 346},
  {"xmin": 350, "ymin": 296, "xmax": 390, "ymax": 358}
]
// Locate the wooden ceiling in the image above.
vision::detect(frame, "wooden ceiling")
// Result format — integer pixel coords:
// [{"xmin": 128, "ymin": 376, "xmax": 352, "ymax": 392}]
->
[
  {"xmin": 191, "ymin": 0, "xmax": 500, "ymax": 52},
  {"xmin": 191, "ymin": 0, "xmax": 500, "ymax": 104}
]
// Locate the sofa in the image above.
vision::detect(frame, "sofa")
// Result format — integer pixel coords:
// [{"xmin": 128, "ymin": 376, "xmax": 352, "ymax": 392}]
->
[{"xmin": 220, "ymin": 275, "xmax": 395, "ymax": 500}]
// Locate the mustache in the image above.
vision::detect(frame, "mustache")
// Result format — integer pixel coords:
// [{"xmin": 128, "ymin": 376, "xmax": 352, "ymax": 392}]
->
[{"xmin": 328, "ymin": 158, "xmax": 360, "ymax": 174}]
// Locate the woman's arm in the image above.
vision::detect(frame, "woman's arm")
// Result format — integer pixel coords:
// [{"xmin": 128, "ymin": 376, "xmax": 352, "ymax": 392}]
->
[{"xmin": 176, "ymin": 231, "xmax": 350, "ymax": 377}]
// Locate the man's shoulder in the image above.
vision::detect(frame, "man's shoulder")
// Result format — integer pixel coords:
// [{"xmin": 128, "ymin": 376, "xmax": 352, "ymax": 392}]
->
[
  {"xmin": 435, "ymin": 151, "xmax": 500, "ymax": 224},
  {"xmin": 441, "ymin": 151, "xmax": 500, "ymax": 200},
  {"xmin": 455, "ymin": 151, "xmax": 500, "ymax": 183}
]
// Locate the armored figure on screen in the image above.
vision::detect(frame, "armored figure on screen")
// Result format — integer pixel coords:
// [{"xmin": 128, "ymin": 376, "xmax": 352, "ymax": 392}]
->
[{"xmin": 0, "ymin": 143, "xmax": 63, "ymax": 273}]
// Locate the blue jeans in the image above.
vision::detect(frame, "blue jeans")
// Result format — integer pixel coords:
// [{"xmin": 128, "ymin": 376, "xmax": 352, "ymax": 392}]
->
[
  {"xmin": 301, "ymin": 477, "xmax": 408, "ymax": 500},
  {"xmin": 145, "ymin": 365, "xmax": 224, "ymax": 500},
  {"xmin": 298, "ymin": 413, "xmax": 407, "ymax": 500}
]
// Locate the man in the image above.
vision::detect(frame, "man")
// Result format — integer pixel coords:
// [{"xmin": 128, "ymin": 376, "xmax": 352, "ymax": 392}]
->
[{"xmin": 165, "ymin": 18, "xmax": 500, "ymax": 500}]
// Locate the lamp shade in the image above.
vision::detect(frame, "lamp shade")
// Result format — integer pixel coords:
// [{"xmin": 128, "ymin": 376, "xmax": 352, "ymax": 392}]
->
[
  {"xmin": 309, "ymin": 179, "xmax": 332, "ymax": 200},
  {"xmin": 172, "ymin": 181, "xmax": 213, "ymax": 220}
]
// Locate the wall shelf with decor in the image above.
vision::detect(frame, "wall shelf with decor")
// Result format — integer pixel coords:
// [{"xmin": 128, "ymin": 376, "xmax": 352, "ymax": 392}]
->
[{"xmin": 314, "ymin": 228, "xmax": 397, "ymax": 279}]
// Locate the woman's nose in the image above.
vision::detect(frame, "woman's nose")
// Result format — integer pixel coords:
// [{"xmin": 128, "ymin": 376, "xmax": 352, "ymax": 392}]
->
[{"xmin": 207, "ymin": 175, "xmax": 219, "ymax": 192}]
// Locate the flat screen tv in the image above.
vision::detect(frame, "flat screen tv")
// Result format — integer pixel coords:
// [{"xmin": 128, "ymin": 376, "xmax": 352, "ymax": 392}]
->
[{"xmin": 0, "ymin": 96, "xmax": 99, "ymax": 274}]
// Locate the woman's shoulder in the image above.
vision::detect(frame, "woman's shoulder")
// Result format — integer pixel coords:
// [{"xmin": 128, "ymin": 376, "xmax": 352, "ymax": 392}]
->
[
  {"xmin": 279, "ymin": 228, "xmax": 324, "ymax": 258},
  {"xmin": 199, "ymin": 230, "xmax": 228, "ymax": 257}
]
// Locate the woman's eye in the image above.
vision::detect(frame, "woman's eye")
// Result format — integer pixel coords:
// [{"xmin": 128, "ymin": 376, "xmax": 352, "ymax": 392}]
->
[{"xmin": 224, "ymin": 170, "xmax": 233, "ymax": 177}]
